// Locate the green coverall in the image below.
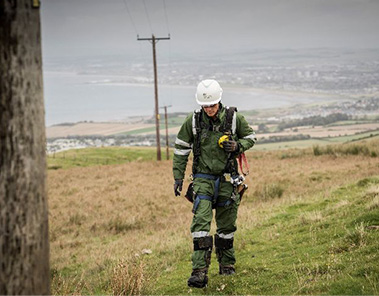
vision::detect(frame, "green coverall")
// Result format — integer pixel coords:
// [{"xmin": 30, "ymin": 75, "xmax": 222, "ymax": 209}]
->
[
  {"xmin": 173, "ymin": 103, "xmax": 256, "ymax": 269},
  {"xmin": 173, "ymin": 103, "xmax": 256, "ymax": 270}
]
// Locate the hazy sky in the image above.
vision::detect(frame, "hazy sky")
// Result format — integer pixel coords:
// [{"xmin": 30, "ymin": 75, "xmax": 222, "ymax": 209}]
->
[{"xmin": 41, "ymin": 0, "xmax": 379, "ymax": 61}]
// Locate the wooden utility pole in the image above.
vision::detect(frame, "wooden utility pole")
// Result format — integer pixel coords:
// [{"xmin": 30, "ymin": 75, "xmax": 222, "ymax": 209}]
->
[
  {"xmin": 160, "ymin": 105, "xmax": 172, "ymax": 160},
  {"xmin": 0, "ymin": 0, "xmax": 50, "ymax": 294},
  {"xmin": 137, "ymin": 34, "xmax": 170, "ymax": 161}
]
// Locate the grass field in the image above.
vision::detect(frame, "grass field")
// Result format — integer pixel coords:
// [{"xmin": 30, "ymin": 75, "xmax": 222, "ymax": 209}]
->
[{"xmin": 47, "ymin": 138, "xmax": 379, "ymax": 295}]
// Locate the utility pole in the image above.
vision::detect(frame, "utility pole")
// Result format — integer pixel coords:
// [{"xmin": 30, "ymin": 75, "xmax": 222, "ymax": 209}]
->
[
  {"xmin": 137, "ymin": 34, "xmax": 170, "ymax": 161},
  {"xmin": 160, "ymin": 105, "xmax": 172, "ymax": 160},
  {"xmin": 0, "ymin": 0, "xmax": 50, "ymax": 294}
]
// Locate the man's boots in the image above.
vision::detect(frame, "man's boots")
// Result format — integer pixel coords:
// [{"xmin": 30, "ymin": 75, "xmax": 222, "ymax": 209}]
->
[
  {"xmin": 187, "ymin": 268, "xmax": 208, "ymax": 288},
  {"xmin": 219, "ymin": 264, "xmax": 235, "ymax": 275}
]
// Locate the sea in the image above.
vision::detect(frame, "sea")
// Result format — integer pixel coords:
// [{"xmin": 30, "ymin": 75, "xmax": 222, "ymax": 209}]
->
[{"xmin": 43, "ymin": 71, "xmax": 334, "ymax": 127}]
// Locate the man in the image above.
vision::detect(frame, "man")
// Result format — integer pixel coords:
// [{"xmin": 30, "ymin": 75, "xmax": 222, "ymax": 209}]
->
[{"xmin": 173, "ymin": 79, "xmax": 257, "ymax": 288}]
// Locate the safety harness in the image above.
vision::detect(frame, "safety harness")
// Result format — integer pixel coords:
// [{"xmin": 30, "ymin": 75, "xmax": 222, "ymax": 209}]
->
[{"xmin": 190, "ymin": 106, "xmax": 242, "ymax": 213}]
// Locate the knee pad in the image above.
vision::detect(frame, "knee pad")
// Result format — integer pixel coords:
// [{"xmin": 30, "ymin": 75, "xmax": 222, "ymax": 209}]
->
[
  {"xmin": 215, "ymin": 234, "xmax": 234, "ymax": 250},
  {"xmin": 193, "ymin": 235, "xmax": 213, "ymax": 251},
  {"xmin": 193, "ymin": 236, "xmax": 213, "ymax": 267}
]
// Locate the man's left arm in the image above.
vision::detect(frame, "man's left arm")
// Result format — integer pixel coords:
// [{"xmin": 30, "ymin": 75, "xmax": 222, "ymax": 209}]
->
[{"xmin": 235, "ymin": 113, "xmax": 257, "ymax": 152}]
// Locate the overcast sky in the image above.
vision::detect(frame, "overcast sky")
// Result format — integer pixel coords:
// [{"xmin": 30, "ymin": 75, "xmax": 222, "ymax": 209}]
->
[{"xmin": 41, "ymin": 0, "xmax": 379, "ymax": 61}]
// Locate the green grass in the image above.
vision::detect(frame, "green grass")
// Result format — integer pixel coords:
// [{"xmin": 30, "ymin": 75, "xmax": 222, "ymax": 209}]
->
[
  {"xmin": 150, "ymin": 177, "xmax": 379, "ymax": 295},
  {"xmin": 47, "ymin": 147, "xmax": 166, "ymax": 170}
]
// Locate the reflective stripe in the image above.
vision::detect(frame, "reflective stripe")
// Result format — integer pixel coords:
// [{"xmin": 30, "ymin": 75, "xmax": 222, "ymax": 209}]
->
[
  {"xmin": 192, "ymin": 231, "xmax": 210, "ymax": 238},
  {"xmin": 232, "ymin": 111, "xmax": 237, "ymax": 134},
  {"xmin": 192, "ymin": 109, "xmax": 201, "ymax": 135},
  {"xmin": 174, "ymin": 148, "xmax": 191, "ymax": 156},
  {"xmin": 217, "ymin": 232, "xmax": 235, "ymax": 239},
  {"xmin": 243, "ymin": 132, "xmax": 257, "ymax": 143},
  {"xmin": 192, "ymin": 113, "xmax": 196, "ymax": 135},
  {"xmin": 175, "ymin": 137, "xmax": 192, "ymax": 148}
]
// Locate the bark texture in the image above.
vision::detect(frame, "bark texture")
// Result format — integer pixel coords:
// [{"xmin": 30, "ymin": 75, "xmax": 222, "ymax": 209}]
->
[{"xmin": 0, "ymin": 0, "xmax": 50, "ymax": 294}]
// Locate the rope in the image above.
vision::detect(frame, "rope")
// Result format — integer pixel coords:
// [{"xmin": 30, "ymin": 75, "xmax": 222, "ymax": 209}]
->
[{"xmin": 238, "ymin": 153, "xmax": 250, "ymax": 176}]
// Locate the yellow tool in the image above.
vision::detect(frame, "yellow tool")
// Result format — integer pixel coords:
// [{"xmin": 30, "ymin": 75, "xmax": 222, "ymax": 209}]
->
[{"xmin": 218, "ymin": 135, "xmax": 230, "ymax": 148}]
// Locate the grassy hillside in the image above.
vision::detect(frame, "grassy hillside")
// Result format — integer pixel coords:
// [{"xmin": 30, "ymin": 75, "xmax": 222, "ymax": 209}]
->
[{"xmin": 47, "ymin": 138, "xmax": 379, "ymax": 295}]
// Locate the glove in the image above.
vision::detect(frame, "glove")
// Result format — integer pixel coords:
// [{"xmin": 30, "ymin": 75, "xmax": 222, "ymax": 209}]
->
[
  {"xmin": 223, "ymin": 140, "xmax": 240, "ymax": 153},
  {"xmin": 174, "ymin": 179, "xmax": 183, "ymax": 196}
]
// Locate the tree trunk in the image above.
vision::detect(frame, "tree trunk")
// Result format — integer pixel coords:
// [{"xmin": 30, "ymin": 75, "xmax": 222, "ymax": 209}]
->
[{"xmin": 0, "ymin": 0, "xmax": 50, "ymax": 294}]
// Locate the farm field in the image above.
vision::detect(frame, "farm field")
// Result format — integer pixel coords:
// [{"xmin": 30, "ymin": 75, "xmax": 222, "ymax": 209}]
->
[
  {"xmin": 46, "ymin": 122, "xmax": 155, "ymax": 138},
  {"xmin": 254, "ymin": 131, "xmax": 379, "ymax": 151},
  {"xmin": 258, "ymin": 123, "xmax": 379, "ymax": 139},
  {"xmin": 47, "ymin": 138, "xmax": 379, "ymax": 294}
]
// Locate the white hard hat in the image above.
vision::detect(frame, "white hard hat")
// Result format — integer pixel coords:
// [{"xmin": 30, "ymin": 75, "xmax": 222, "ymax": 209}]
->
[{"xmin": 195, "ymin": 79, "xmax": 223, "ymax": 105}]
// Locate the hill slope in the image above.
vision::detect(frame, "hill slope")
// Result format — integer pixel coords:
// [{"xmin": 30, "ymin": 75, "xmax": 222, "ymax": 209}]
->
[{"xmin": 48, "ymin": 139, "xmax": 379, "ymax": 295}]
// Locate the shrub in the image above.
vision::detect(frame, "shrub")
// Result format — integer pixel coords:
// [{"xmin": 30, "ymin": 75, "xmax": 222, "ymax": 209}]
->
[{"xmin": 313, "ymin": 145, "xmax": 322, "ymax": 156}]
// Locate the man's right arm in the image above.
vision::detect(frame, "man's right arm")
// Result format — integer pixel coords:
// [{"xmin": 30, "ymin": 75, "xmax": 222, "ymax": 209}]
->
[{"xmin": 173, "ymin": 113, "xmax": 194, "ymax": 180}]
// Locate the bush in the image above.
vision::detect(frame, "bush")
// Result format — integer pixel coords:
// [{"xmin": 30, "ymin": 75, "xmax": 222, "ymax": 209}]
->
[{"xmin": 313, "ymin": 145, "xmax": 322, "ymax": 156}]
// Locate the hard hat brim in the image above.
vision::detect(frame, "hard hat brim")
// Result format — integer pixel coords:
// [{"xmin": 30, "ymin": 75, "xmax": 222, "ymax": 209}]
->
[{"xmin": 195, "ymin": 95, "xmax": 222, "ymax": 106}]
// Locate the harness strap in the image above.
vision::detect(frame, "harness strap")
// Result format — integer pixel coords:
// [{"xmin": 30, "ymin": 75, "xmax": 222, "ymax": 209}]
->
[
  {"xmin": 193, "ymin": 173, "xmax": 221, "ymax": 201},
  {"xmin": 192, "ymin": 195, "xmax": 212, "ymax": 213},
  {"xmin": 216, "ymin": 199, "xmax": 233, "ymax": 207},
  {"xmin": 192, "ymin": 173, "xmax": 238, "ymax": 212}
]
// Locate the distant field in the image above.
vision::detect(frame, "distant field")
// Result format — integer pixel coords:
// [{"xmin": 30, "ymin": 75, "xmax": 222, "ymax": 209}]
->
[
  {"xmin": 46, "ymin": 117, "xmax": 379, "ymax": 144},
  {"xmin": 46, "ymin": 122, "xmax": 155, "ymax": 138},
  {"xmin": 258, "ymin": 123, "xmax": 379, "ymax": 139},
  {"xmin": 255, "ymin": 131, "xmax": 379, "ymax": 151}
]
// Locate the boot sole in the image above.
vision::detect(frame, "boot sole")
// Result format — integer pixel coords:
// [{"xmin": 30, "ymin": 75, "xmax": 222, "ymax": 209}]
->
[
  {"xmin": 188, "ymin": 282, "xmax": 207, "ymax": 288},
  {"xmin": 187, "ymin": 277, "xmax": 208, "ymax": 288}
]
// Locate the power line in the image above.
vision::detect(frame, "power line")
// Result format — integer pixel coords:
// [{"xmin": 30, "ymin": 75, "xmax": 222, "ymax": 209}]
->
[
  {"xmin": 122, "ymin": 0, "xmax": 139, "ymax": 35},
  {"xmin": 162, "ymin": 0, "xmax": 170, "ymax": 34},
  {"xmin": 142, "ymin": 0, "xmax": 153, "ymax": 34}
]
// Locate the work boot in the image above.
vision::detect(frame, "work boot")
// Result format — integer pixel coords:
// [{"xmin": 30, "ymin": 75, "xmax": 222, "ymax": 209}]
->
[
  {"xmin": 187, "ymin": 268, "xmax": 208, "ymax": 288},
  {"xmin": 219, "ymin": 265, "xmax": 235, "ymax": 275}
]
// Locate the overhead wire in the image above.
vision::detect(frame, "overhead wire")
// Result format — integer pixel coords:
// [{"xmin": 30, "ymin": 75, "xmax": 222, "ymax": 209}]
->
[
  {"xmin": 142, "ymin": 0, "xmax": 154, "ymax": 34},
  {"xmin": 161, "ymin": 0, "xmax": 172, "ymax": 104},
  {"xmin": 162, "ymin": 0, "xmax": 170, "ymax": 35},
  {"xmin": 122, "ymin": 0, "xmax": 139, "ymax": 36}
]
